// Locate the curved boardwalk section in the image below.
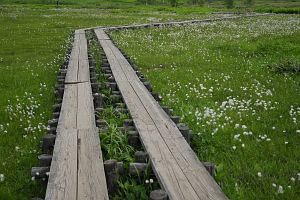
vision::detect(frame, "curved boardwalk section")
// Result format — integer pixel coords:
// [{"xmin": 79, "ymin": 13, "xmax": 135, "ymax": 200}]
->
[
  {"xmin": 45, "ymin": 29, "xmax": 108, "ymax": 200},
  {"xmin": 95, "ymin": 29, "xmax": 228, "ymax": 200}
]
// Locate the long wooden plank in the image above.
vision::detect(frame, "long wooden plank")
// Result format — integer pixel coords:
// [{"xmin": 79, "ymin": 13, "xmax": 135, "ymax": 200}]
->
[
  {"xmin": 113, "ymin": 45, "xmax": 226, "ymax": 199},
  {"xmin": 77, "ymin": 128, "xmax": 109, "ymax": 200},
  {"xmin": 78, "ymin": 32, "xmax": 90, "ymax": 82},
  {"xmin": 45, "ymin": 129, "xmax": 78, "ymax": 200},
  {"xmin": 46, "ymin": 29, "xmax": 108, "ymax": 200},
  {"xmin": 65, "ymin": 32, "xmax": 80, "ymax": 83},
  {"xmin": 57, "ymin": 84, "xmax": 78, "ymax": 131},
  {"xmin": 96, "ymin": 29, "xmax": 228, "ymax": 200},
  {"xmin": 100, "ymin": 38, "xmax": 201, "ymax": 199},
  {"xmin": 77, "ymin": 82, "xmax": 96, "ymax": 129}
]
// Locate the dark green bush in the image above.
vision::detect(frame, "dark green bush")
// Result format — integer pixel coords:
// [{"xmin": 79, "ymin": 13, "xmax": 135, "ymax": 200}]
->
[{"xmin": 268, "ymin": 59, "xmax": 300, "ymax": 74}]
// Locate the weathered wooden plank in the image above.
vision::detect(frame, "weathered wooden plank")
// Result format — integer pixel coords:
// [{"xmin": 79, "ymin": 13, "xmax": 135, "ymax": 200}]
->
[
  {"xmin": 46, "ymin": 28, "xmax": 108, "ymax": 200},
  {"xmin": 56, "ymin": 84, "xmax": 78, "ymax": 131},
  {"xmin": 45, "ymin": 129, "xmax": 77, "ymax": 200},
  {"xmin": 78, "ymin": 33, "xmax": 90, "ymax": 82},
  {"xmin": 77, "ymin": 82, "xmax": 96, "ymax": 129},
  {"xmin": 96, "ymin": 29, "xmax": 228, "ymax": 200},
  {"xmin": 77, "ymin": 128, "xmax": 109, "ymax": 200},
  {"xmin": 65, "ymin": 33, "xmax": 80, "ymax": 83}
]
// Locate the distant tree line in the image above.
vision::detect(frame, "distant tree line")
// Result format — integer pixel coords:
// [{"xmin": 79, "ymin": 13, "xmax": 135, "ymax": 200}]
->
[{"xmin": 137, "ymin": 0, "xmax": 254, "ymax": 8}]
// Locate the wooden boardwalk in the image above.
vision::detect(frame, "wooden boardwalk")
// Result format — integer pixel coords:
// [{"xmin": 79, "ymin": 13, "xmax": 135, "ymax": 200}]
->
[
  {"xmin": 95, "ymin": 29, "xmax": 228, "ymax": 200},
  {"xmin": 45, "ymin": 29, "xmax": 108, "ymax": 200}
]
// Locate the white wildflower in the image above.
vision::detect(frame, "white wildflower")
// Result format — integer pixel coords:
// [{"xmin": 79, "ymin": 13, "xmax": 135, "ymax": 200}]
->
[
  {"xmin": 257, "ymin": 172, "xmax": 262, "ymax": 177},
  {"xmin": 0, "ymin": 174, "xmax": 4, "ymax": 182},
  {"xmin": 277, "ymin": 185, "xmax": 284, "ymax": 194}
]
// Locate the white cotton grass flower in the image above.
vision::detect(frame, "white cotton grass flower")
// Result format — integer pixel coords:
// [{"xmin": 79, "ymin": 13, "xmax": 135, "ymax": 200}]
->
[
  {"xmin": 277, "ymin": 185, "xmax": 284, "ymax": 194},
  {"xmin": 0, "ymin": 174, "xmax": 4, "ymax": 182},
  {"xmin": 149, "ymin": 179, "xmax": 153, "ymax": 183},
  {"xmin": 290, "ymin": 177, "xmax": 295, "ymax": 182},
  {"xmin": 272, "ymin": 183, "xmax": 277, "ymax": 187},
  {"xmin": 145, "ymin": 179, "xmax": 149, "ymax": 184},
  {"xmin": 257, "ymin": 172, "xmax": 262, "ymax": 177},
  {"xmin": 232, "ymin": 146, "xmax": 236, "ymax": 150}
]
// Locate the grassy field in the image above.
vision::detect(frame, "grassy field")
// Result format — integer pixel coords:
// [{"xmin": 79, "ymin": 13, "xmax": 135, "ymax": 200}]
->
[
  {"xmin": 0, "ymin": 0, "xmax": 299, "ymax": 199},
  {"xmin": 0, "ymin": 4, "xmax": 225, "ymax": 199},
  {"xmin": 110, "ymin": 15, "xmax": 300, "ymax": 199}
]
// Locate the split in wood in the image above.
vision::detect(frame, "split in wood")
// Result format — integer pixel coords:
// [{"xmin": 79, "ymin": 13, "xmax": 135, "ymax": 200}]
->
[
  {"xmin": 42, "ymin": 134, "xmax": 56, "ymax": 153},
  {"xmin": 38, "ymin": 154, "xmax": 52, "ymax": 167},
  {"xmin": 150, "ymin": 190, "xmax": 168, "ymax": 200},
  {"xmin": 134, "ymin": 151, "xmax": 149, "ymax": 163},
  {"xmin": 31, "ymin": 166, "xmax": 50, "ymax": 179}
]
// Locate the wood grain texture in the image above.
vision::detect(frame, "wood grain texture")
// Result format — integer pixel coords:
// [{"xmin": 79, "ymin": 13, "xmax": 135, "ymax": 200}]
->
[
  {"xmin": 78, "ymin": 32, "xmax": 90, "ymax": 82},
  {"xmin": 45, "ymin": 128, "xmax": 77, "ymax": 200},
  {"xmin": 95, "ymin": 28, "xmax": 228, "ymax": 200},
  {"xmin": 46, "ymin": 29, "xmax": 108, "ymax": 200},
  {"xmin": 77, "ymin": 128, "xmax": 109, "ymax": 200},
  {"xmin": 65, "ymin": 33, "xmax": 80, "ymax": 83},
  {"xmin": 77, "ymin": 82, "xmax": 96, "ymax": 129},
  {"xmin": 56, "ymin": 84, "xmax": 78, "ymax": 131}
]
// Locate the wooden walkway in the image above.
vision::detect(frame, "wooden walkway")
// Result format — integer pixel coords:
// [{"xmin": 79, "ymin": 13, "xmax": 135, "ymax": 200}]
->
[
  {"xmin": 95, "ymin": 29, "xmax": 228, "ymax": 200},
  {"xmin": 45, "ymin": 29, "xmax": 108, "ymax": 200}
]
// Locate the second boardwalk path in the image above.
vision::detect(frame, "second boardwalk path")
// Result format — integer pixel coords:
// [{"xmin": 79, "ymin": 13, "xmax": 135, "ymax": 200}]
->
[{"xmin": 95, "ymin": 28, "xmax": 228, "ymax": 200}]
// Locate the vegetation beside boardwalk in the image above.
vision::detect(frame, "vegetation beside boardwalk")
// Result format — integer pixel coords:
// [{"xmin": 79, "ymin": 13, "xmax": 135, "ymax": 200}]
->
[
  {"xmin": 111, "ymin": 14, "xmax": 300, "ymax": 200},
  {"xmin": 0, "ymin": 4, "xmax": 219, "ymax": 199},
  {"xmin": 0, "ymin": 0, "xmax": 299, "ymax": 199}
]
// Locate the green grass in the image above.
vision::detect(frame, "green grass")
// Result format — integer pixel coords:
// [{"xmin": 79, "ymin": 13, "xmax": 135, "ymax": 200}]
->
[
  {"xmin": 110, "ymin": 14, "xmax": 300, "ymax": 200},
  {"xmin": 0, "ymin": 4, "xmax": 219, "ymax": 199}
]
